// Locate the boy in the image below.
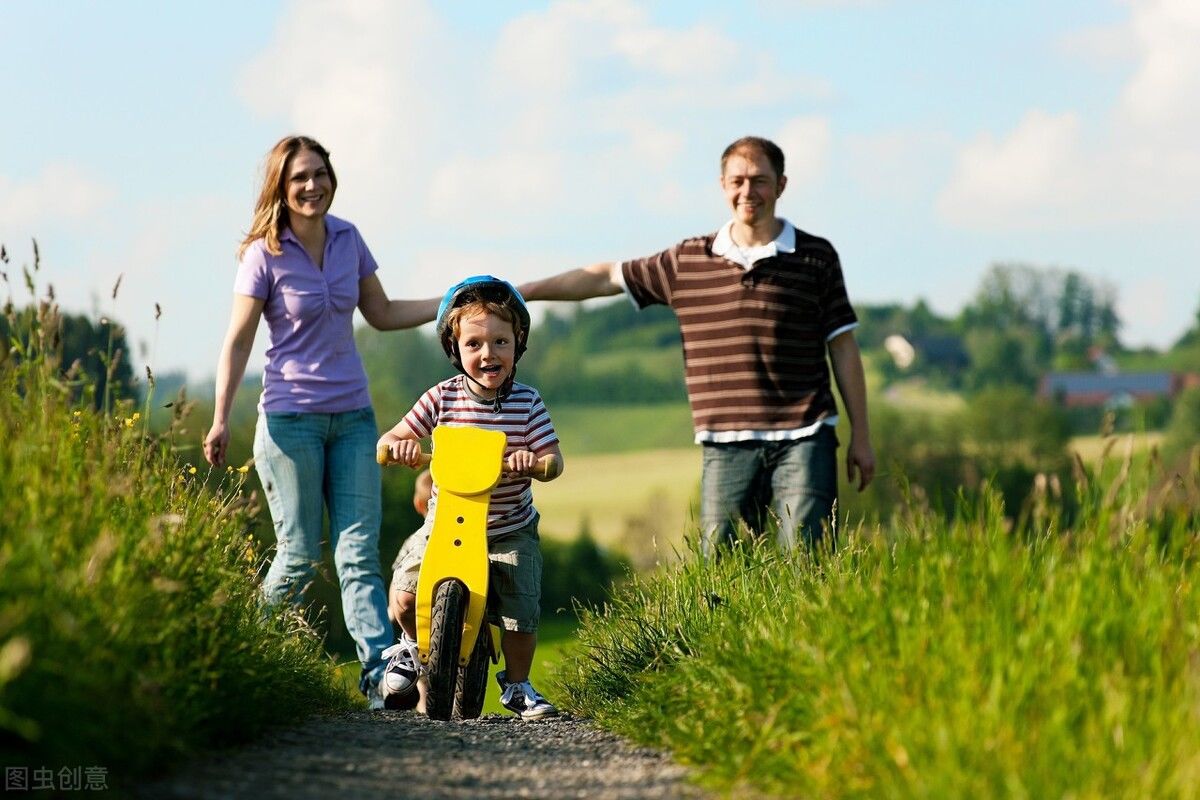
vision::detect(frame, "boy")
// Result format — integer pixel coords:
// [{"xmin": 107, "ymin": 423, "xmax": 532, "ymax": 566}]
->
[{"xmin": 376, "ymin": 276, "xmax": 564, "ymax": 720}]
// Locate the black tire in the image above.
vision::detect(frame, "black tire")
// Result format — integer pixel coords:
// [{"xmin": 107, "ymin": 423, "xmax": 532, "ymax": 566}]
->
[
  {"xmin": 454, "ymin": 624, "xmax": 491, "ymax": 720},
  {"xmin": 425, "ymin": 581, "xmax": 466, "ymax": 721}
]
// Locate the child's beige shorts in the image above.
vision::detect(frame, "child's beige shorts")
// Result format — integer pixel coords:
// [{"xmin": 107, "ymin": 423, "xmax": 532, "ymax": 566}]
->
[{"xmin": 390, "ymin": 514, "xmax": 543, "ymax": 633}]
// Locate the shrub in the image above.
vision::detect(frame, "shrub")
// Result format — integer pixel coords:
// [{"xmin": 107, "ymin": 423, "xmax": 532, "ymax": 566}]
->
[{"xmin": 0, "ymin": 274, "xmax": 347, "ymax": 788}]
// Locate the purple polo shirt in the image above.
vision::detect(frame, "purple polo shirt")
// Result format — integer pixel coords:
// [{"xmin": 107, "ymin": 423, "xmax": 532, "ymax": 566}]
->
[{"xmin": 234, "ymin": 214, "xmax": 377, "ymax": 413}]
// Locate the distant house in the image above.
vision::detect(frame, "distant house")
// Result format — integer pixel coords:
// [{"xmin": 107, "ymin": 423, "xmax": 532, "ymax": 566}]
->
[{"xmin": 1039, "ymin": 371, "xmax": 1200, "ymax": 408}]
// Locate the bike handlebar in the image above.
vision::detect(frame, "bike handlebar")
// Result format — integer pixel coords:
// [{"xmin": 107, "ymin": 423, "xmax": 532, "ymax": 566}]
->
[{"xmin": 376, "ymin": 445, "xmax": 561, "ymax": 481}]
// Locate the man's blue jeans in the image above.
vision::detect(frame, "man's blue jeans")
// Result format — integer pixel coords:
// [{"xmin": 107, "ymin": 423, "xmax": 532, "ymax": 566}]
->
[
  {"xmin": 699, "ymin": 425, "xmax": 839, "ymax": 557},
  {"xmin": 253, "ymin": 408, "xmax": 391, "ymax": 672}
]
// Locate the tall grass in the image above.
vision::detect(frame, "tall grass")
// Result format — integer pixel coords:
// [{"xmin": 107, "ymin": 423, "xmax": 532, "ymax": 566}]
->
[
  {"xmin": 556, "ymin": 448, "xmax": 1200, "ymax": 797},
  {"xmin": 0, "ymin": 265, "xmax": 348, "ymax": 786}
]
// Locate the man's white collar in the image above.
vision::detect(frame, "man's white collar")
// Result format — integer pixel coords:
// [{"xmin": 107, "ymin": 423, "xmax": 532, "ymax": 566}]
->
[{"xmin": 712, "ymin": 219, "xmax": 796, "ymax": 269}]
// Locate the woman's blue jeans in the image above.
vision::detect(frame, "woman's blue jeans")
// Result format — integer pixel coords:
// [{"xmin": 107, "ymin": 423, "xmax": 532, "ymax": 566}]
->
[
  {"xmin": 699, "ymin": 425, "xmax": 839, "ymax": 558},
  {"xmin": 253, "ymin": 408, "xmax": 391, "ymax": 671}
]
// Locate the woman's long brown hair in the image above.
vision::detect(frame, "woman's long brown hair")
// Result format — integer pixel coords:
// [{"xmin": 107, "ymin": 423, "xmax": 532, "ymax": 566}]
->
[{"xmin": 238, "ymin": 135, "xmax": 338, "ymax": 260}]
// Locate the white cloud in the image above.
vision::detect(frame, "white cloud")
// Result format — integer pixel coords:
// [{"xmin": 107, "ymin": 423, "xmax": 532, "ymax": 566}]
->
[
  {"xmin": 233, "ymin": 0, "xmax": 832, "ymax": 241},
  {"xmin": 844, "ymin": 129, "xmax": 955, "ymax": 204},
  {"xmin": 1120, "ymin": 0, "xmax": 1200, "ymax": 132},
  {"xmin": 0, "ymin": 164, "xmax": 112, "ymax": 235},
  {"xmin": 938, "ymin": 0, "xmax": 1200, "ymax": 232},
  {"xmin": 938, "ymin": 111, "xmax": 1091, "ymax": 229},
  {"xmin": 612, "ymin": 24, "xmax": 739, "ymax": 78},
  {"xmin": 427, "ymin": 152, "xmax": 565, "ymax": 233},
  {"xmin": 236, "ymin": 0, "xmax": 450, "ymax": 235},
  {"xmin": 774, "ymin": 115, "xmax": 831, "ymax": 189},
  {"xmin": 1056, "ymin": 22, "xmax": 1137, "ymax": 66}
]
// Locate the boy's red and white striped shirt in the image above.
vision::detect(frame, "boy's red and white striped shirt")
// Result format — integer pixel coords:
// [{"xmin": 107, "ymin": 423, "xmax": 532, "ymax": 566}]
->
[{"xmin": 403, "ymin": 374, "xmax": 559, "ymax": 536}]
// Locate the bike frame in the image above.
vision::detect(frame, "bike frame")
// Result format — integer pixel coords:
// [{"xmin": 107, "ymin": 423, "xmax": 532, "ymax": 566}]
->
[{"xmin": 414, "ymin": 425, "xmax": 506, "ymax": 667}]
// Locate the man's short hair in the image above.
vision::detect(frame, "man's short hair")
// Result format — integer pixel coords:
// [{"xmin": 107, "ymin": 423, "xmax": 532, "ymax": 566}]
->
[{"xmin": 720, "ymin": 136, "xmax": 785, "ymax": 179}]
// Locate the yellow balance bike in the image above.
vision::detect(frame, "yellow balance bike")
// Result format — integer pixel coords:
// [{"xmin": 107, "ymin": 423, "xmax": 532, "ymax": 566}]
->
[{"xmin": 378, "ymin": 425, "xmax": 558, "ymax": 721}]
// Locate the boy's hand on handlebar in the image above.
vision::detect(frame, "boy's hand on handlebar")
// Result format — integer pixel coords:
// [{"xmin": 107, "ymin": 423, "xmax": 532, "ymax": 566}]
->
[
  {"xmin": 505, "ymin": 449, "xmax": 538, "ymax": 477},
  {"xmin": 377, "ymin": 437, "xmax": 423, "ymax": 467}
]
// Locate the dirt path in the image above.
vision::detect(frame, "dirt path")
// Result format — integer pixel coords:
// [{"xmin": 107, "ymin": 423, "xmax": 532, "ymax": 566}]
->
[{"xmin": 138, "ymin": 711, "xmax": 705, "ymax": 799}]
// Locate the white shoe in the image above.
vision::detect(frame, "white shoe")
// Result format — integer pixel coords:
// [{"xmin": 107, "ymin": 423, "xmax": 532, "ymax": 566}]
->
[
  {"xmin": 497, "ymin": 671, "xmax": 558, "ymax": 721},
  {"xmin": 381, "ymin": 637, "xmax": 420, "ymax": 710}
]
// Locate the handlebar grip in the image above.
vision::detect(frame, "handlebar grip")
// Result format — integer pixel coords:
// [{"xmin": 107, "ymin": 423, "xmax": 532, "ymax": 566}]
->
[
  {"xmin": 377, "ymin": 445, "xmax": 557, "ymax": 479},
  {"xmin": 376, "ymin": 444, "xmax": 433, "ymax": 468},
  {"xmin": 537, "ymin": 454, "xmax": 561, "ymax": 481}
]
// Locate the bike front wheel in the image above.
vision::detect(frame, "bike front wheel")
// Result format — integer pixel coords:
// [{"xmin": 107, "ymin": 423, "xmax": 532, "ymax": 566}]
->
[
  {"xmin": 454, "ymin": 623, "xmax": 491, "ymax": 720},
  {"xmin": 425, "ymin": 580, "xmax": 466, "ymax": 721}
]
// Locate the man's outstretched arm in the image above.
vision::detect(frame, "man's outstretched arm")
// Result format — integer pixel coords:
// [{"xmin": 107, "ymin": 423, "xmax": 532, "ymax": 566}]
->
[
  {"xmin": 518, "ymin": 262, "xmax": 623, "ymax": 302},
  {"xmin": 828, "ymin": 331, "xmax": 876, "ymax": 491}
]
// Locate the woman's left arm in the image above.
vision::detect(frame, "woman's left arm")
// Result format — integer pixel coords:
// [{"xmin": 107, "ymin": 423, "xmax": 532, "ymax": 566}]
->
[{"xmin": 358, "ymin": 273, "xmax": 441, "ymax": 331}]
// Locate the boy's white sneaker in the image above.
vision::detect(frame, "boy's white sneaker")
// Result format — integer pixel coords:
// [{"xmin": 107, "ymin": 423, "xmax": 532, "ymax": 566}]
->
[
  {"xmin": 497, "ymin": 670, "xmax": 559, "ymax": 720},
  {"xmin": 381, "ymin": 637, "xmax": 420, "ymax": 710}
]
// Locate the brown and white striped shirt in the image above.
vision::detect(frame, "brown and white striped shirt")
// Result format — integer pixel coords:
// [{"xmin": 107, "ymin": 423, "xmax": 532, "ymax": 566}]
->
[
  {"xmin": 403, "ymin": 375, "xmax": 559, "ymax": 536},
  {"xmin": 619, "ymin": 219, "xmax": 858, "ymax": 442}
]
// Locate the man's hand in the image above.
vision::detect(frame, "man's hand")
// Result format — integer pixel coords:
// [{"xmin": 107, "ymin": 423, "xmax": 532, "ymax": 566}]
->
[{"xmin": 846, "ymin": 434, "xmax": 876, "ymax": 492}]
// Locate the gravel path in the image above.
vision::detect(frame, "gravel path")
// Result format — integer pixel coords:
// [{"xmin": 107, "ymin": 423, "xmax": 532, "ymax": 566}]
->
[{"xmin": 138, "ymin": 711, "xmax": 705, "ymax": 799}]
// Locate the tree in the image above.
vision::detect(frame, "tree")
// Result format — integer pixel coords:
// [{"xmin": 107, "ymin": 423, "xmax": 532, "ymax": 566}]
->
[
  {"xmin": 958, "ymin": 263, "xmax": 1120, "ymax": 390},
  {"xmin": 0, "ymin": 306, "xmax": 136, "ymax": 407}
]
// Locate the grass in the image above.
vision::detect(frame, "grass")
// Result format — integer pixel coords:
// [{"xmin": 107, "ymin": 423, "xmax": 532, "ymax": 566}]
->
[
  {"xmin": 882, "ymin": 379, "xmax": 967, "ymax": 415},
  {"xmin": 1070, "ymin": 431, "xmax": 1165, "ymax": 465},
  {"xmin": 0, "ymin": 277, "xmax": 349, "ymax": 787},
  {"xmin": 554, "ymin": 449, "xmax": 1200, "ymax": 798},
  {"xmin": 550, "ymin": 402, "xmax": 694, "ymax": 455},
  {"xmin": 534, "ymin": 448, "xmax": 699, "ymax": 552}
]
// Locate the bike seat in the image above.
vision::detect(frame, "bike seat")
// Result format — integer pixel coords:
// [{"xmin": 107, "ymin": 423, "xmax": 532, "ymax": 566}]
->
[{"xmin": 430, "ymin": 426, "xmax": 507, "ymax": 496}]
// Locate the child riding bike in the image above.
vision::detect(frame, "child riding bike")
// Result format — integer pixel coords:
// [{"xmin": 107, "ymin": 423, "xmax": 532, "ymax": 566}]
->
[{"xmin": 376, "ymin": 276, "xmax": 564, "ymax": 720}]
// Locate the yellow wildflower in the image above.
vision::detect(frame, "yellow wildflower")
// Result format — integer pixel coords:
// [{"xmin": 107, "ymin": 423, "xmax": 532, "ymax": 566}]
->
[{"xmin": 237, "ymin": 465, "xmax": 250, "ymax": 474}]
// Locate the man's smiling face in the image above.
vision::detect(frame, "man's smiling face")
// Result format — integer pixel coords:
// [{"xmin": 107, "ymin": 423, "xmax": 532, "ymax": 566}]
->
[{"xmin": 720, "ymin": 148, "xmax": 786, "ymax": 230}]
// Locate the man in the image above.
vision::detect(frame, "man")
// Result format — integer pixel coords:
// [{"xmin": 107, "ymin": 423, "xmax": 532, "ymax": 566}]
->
[{"xmin": 519, "ymin": 136, "xmax": 874, "ymax": 555}]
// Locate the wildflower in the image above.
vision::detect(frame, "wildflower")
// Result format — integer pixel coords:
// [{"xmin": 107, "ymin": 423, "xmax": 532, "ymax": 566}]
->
[
  {"xmin": 72, "ymin": 410, "xmax": 82, "ymax": 417},
  {"xmin": 237, "ymin": 465, "xmax": 250, "ymax": 474},
  {"xmin": 187, "ymin": 465, "xmax": 197, "ymax": 475}
]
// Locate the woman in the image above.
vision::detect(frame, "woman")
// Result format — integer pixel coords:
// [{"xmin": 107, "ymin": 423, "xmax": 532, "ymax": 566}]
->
[{"xmin": 203, "ymin": 135, "xmax": 438, "ymax": 707}]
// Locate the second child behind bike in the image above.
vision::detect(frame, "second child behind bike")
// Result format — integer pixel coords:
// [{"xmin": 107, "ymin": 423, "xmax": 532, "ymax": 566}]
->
[{"xmin": 376, "ymin": 276, "xmax": 564, "ymax": 720}]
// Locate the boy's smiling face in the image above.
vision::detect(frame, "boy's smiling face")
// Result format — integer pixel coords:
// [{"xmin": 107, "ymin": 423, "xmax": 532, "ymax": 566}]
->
[{"xmin": 456, "ymin": 310, "xmax": 516, "ymax": 399}]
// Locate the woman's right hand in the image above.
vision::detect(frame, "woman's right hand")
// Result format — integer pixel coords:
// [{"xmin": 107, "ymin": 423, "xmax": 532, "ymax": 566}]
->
[{"xmin": 204, "ymin": 421, "xmax": 230, "ymax": 467}]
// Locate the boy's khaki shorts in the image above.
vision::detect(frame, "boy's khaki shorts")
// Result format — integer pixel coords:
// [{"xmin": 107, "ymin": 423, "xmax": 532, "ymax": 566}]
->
[{"xmin": 390, "ymin": 514, "xmax": 542, "ymax": 633}]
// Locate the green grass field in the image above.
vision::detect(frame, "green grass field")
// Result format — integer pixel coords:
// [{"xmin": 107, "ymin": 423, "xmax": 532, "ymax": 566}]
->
[
  {"xmin": 0, "ymin": 300, "xmax": 348, "ymax": 786},
  {"xmin": 1069, "ymin": 431, "xmax": 1165, "ymax": 464},
  {"xmin": 555, "ymin": 454, "xmax": 1200, "ymax": 798},
  {"xmin": 534, "ymin": 447, "xmax": 699, "ymax": 555},
  {"xmin": 550, "ymin": 402, "xmax": 694, "ymax": 454}
]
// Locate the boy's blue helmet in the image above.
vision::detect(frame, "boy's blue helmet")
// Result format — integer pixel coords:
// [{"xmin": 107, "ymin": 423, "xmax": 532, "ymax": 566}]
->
[{"xmin": 436, "ymin": 275, "xmax": 531, "ymax": 366}]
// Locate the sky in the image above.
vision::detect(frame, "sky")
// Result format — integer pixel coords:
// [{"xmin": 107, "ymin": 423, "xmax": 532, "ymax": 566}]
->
[{"xmin": 2, "ymin": 0, "xmax": 1198, "ymax": 382}]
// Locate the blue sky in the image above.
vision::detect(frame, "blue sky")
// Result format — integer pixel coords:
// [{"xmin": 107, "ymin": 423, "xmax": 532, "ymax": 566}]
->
[{"xmin": 2, "ymin": 0, "xmax": 1197, "ymax": 380}]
